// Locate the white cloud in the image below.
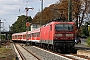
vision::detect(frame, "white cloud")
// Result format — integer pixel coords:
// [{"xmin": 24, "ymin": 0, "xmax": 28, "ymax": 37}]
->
[
  {"xmin": 44, "ymin": 0, "xmax": 58, "ymax": 7},
  {"xmin": 0, "ymin": 0, "xmax": 58, "ymax": 31}
]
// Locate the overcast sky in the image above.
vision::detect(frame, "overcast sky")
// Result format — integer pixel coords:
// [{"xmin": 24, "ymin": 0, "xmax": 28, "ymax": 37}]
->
[{"xmin": 0, "ymin": 0, "xmax": 58, "ymax": 31}]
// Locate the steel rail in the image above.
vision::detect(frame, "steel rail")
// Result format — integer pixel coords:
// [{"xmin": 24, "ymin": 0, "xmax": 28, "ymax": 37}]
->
[
  {"xmin": 14, "ymin": 43, "xmax": 26, "ymax": 60},
  {"xmin": 19, "ymin": 44, "xmax": 42, "ymax": 60}
]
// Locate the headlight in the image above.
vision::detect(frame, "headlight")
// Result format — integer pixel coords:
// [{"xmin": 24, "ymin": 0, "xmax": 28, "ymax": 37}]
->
[
  {"xmin": 66, "ymin": 34, "xmax": 73, "ymax": 37},
  {"xmin": 55, "ymin": 34, "xmax": 62, "ymax": 36}
]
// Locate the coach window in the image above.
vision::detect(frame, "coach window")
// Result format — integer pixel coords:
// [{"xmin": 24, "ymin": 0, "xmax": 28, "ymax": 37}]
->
[
  {"xmin": 21, "ymin": 35, "xmax": 22, "ymax": 38},
  {"xmin": 23, "ymin": 35, "xmax": 24, "ymax": 38},
  {"xmin": 37, "ymin": 32, "xmax": 40, "ymax": 37},
  {"xmin": 19, "ymin": 35, "xmax": 20, "ymax": 39},
  {"xmin": 33, "ymin": 33, "xmax": 35, "ymax": 37},
  {"xmin": 32, "ymin": 33, "xmax": 34, "ymax": 37},
  {"xmin": 15, "ymin": 36, "xmax": 16, "ymax": 39},
  {"xmin": 16, "ymin": 35, "xmax": 17, "ymax": 39},
  {"xmin": 24, "ymin": 35, "xmax": 25, "ymax": 38},
  {"xmin": 13, "ymin": 36, "xmax": 15, "ymax": 39},
  {"xmin": 16, "ymin": 36, "xmax": 17, "ymax": 39},
  {"xmin": 18, "ymin": 35, "xmax": 19, "ymax": 38},
  {"xmin": 14, "ymin": 36, "xmax": 15, "ymax": 39},
  {"xmin": 36, "ymin": 33, "xmax": 37, "ymax": 37},
  {"xmin": 19, "ymin": 35, "xmax": 21, "ymax": 38},
  {"xmin": 38, "ymin": 32, "xmax": 40, "ymax": 37},
  {"xmin": 12, "ymin": 36, "xmax": 13, "ymax": 39},
  {"xmin": 34, "ymin": 33, "xmax": 36, "ymax": 37},
  {"xmin": 29, "ymin": 34, "xmax": 31, "ymax": 38},
  {"xmin": 30, "ymin": 34, "xmax": 32, "ymax": 38},
  {"xmin": 31, "ymin": 34, "xmax": 32, "ymax": 37},
  {"xmin": 50, "ymin": 25, "xmax": 52, "ymax": 31},
  {"xmin": 20, "ymin": 35, "xmax": 21, "ymax": 39}
]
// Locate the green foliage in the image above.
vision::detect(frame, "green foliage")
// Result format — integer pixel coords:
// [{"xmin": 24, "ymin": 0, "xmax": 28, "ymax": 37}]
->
[
  {"xmin": 86, "ymin": 37, "xmax": 90, "ymax": 46},
  {"xmin": 10, "ymin": 15, "xmax": 32, "ymax": 33},
  {"xmin": 82, "ymin": 25, "xmax": 89, "ymax": 36},
  {"xmin": 1, "ymin": 35, "xmax": 6, "ymax": 40},
  {"xmin": 88, "ymin": 26, "xmax": 90, "ymax": 36}
]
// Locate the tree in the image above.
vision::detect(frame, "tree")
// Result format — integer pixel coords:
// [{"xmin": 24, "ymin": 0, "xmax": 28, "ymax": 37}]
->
[
  {"xmin": 32, "ymin": 0, "xmax": 90, "ymax": 36},
  {"xmin": 88, "ymin": 26, "xmax": 90, "ymax": 36},
  {"xmin": 82, "ymin": 24, "xmax": 89, "ymax": 36},
  {"xmin": 72, "ymin": 0, "xmax": 90, "ymax": 36},
  {"xmin": 10, "ymin": 15, "xmax": 32, "ymax": 33}
]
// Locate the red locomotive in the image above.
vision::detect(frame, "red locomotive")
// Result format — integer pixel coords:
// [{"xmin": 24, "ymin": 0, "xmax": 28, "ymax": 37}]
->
[{"xmin": 12, "ymin": 21, "xmax": 76, "ymax": 52}]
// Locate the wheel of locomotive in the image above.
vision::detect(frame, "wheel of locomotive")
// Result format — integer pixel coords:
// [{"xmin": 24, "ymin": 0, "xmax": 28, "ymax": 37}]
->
[
  {"xmin": 57, "ymin": 49, "xmax": 61, "ymax": 53},
  {"xmin": 40, "ymin": 43, "xmax": 43, "ymax": 48},
  {"xmin": 44, "ymin": 44, "xmax": 47, "ymax": 50},
  {"xmin": 50, "ymin": 45, "xmax": 54, "ymax": 51},
  {"xmin": 30, "ymin": 42, "xmax": 33, "ymax": 46},
  {"xmin": 26, "ymin": 42, "xmax": 30, "ymax": 46},
  {"xmin": 25, "ymin": 42, "xmax": 28, "ymax": 46},
  {"xmin": 50, "ymin": 45, "xmax": 53, "ymax": 50},
  {"xmin": 70, "ymin": 47, "xmax": 76, "ymax": 53},
  {"xmin": 44, "ymin": 44, "xmax": 46, "ymax": 49},
  {"xmin": 47, "ymin": 44, "xmax": 50, "ymax": 50},
  {"xmin": 38, "ymin": 43, "xmax": 41, "ymax": 47},
  {"xmin": 42, "ymin": 44, "xmax": 44, "ymax": 48},
  {"xmin": 30, "ymin": 42, "xmax": 31, "ymax": 45},
  {"xmin": 52, "ymin": 45, "xmax": 55, "ymax": 52},
  {"xmin": 43, "ymin": 44, "xmax": 47, "ymax": 49}
]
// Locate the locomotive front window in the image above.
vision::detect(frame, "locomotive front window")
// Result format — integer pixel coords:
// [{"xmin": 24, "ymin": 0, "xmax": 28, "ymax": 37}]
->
[{"xmin": 55, "ymin": 24, "xmax": 73, "ymax": 31}]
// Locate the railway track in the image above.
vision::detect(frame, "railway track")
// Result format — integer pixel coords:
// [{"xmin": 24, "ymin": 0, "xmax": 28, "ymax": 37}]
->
[
  {"xmin": 13, "ymin": 43, "xmax": 41, "ymax": 60},
  {"xmin": 13, "ymin": 43, "xmax": 90, "ymax": 60},
  {"xmin": 33, "ymin": 46, "xmax": 90, "ymax": 60}
]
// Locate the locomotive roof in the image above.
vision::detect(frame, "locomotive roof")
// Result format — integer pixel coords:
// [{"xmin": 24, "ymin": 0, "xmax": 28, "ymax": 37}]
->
[
  {"xmin": 42, "ymin": 21, "xmax": 75, "ymax": 27},
  {"xmin": 50, "ymin": 21, "xmax": 75, "ymax": 24}
]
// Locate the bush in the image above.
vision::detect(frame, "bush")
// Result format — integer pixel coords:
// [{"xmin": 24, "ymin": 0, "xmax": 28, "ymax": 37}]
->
[{"xmin": 86, "ymin": 37, "xmax": 90, "ymax": 46}]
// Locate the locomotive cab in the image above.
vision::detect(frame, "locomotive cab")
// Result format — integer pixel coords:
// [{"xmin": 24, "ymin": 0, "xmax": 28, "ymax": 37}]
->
[
  {"xmin": 54, "ymin": 23, "xmax": 75, "ymax": 40},
  {"xmin": 53, "ymin": 22, "xmax": 75, "ymax": 52}
]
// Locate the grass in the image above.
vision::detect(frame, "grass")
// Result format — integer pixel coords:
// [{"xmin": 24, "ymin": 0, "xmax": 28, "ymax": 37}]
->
[
  {"xmin": 0, "ymin": 45, "xmax": 16, "ymax": 60},
  {"xmin": 86, "ymin": 37, "xmax": 90, "ymax": 47}
]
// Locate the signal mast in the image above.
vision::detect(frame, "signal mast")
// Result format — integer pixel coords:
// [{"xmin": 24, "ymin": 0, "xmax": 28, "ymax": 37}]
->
[{"xmin": 25, "ymin": 7, "xmax": 34, "ymax": 45}]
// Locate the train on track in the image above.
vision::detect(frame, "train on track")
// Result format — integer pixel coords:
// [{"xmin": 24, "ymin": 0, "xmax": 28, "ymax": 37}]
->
[{"xmin": 12, "ymin": 21, "xmax": 76, "ymax": 52}]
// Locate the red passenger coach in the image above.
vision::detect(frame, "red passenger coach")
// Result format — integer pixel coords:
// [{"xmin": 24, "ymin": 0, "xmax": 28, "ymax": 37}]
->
[
  {"xmin": 21, "ymin": 32, "xmax": 26, "ymax": 41},
  {"xmin": 12, "ymin": 33, "xmax": 23, "ymax": 41},
  {"xmin": 40, "ymin": 22, "xmax": 76, "ymax": 52},
  {"xmin": 28, "ymin": 28, "xmax": 40, "ymax": 43}
]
